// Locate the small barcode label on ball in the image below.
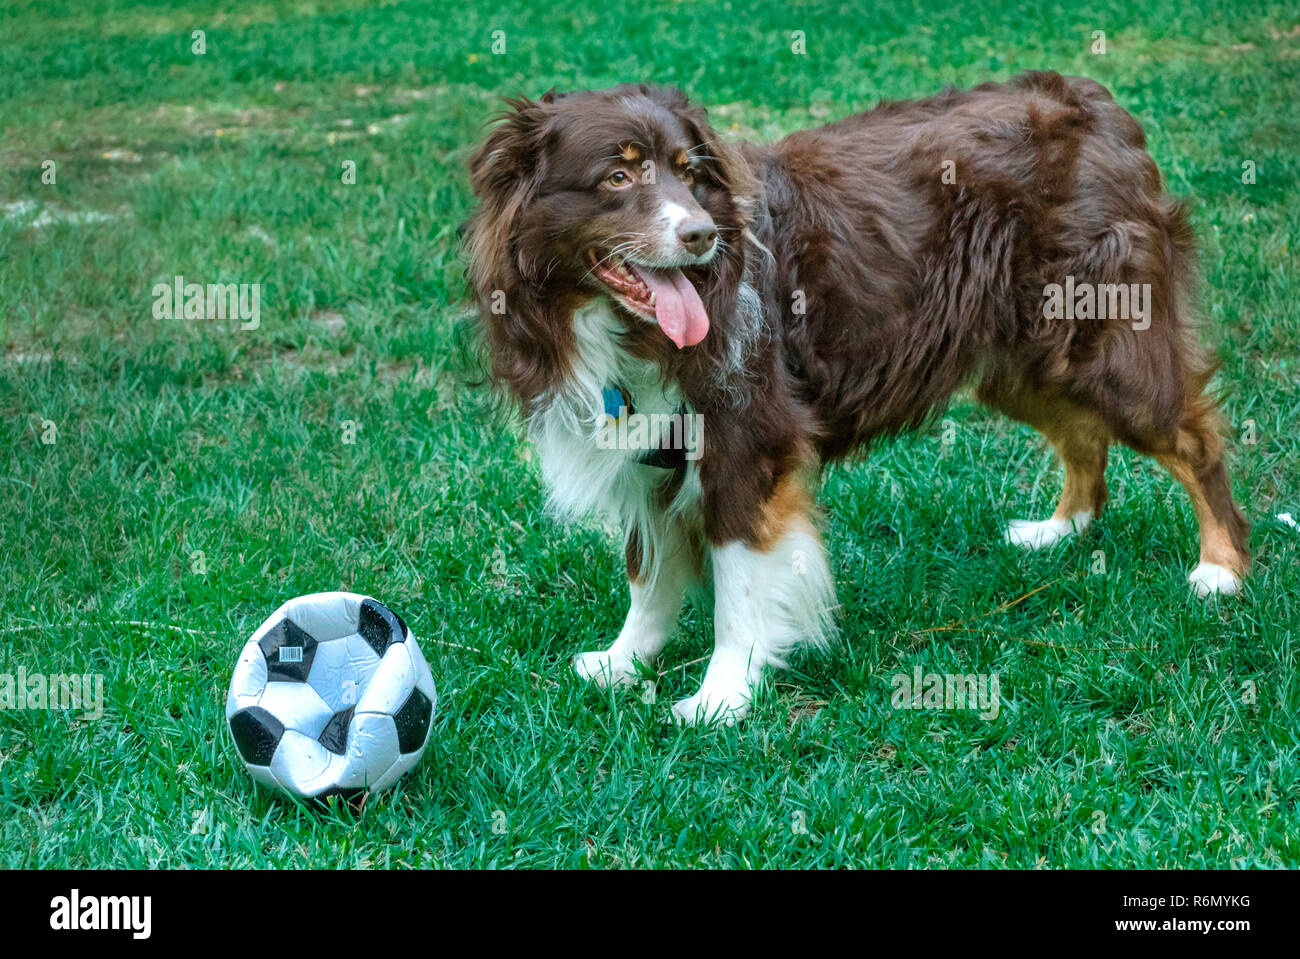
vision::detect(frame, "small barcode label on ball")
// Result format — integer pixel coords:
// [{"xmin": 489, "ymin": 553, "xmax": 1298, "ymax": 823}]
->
[{"xmin": 279, "ymin": 647, "xmax": 303, "ymax": 662}]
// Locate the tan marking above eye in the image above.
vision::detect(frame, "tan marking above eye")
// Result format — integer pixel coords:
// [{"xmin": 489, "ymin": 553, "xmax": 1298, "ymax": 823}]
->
[
  {"xmin": 620, "ymin": 144, "xmax": 641, "ymax": 162},
  {"xmin": 673, "ymin": 150, "xmax": 697, "ymax": 181}
]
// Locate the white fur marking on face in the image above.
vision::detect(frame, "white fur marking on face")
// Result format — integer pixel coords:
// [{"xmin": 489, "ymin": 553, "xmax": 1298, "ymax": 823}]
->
[
  {"xmin": 1004, "ymin": 510, "xmax": 1093, "ymax": 550},
  {"xmin": 661, "ymin": 202, "xmax": 691, "ymax": 229},
  {"xmin": 658, "ymin": 202, "xmax": 692, "ymax": 255},
  {"xmin": 673, "ymin": 527, "xmax": 836, "ymax": 726},
  {"xmin": 1187, "ymin": 562, "xmax": 1241, "ymax": 597}
]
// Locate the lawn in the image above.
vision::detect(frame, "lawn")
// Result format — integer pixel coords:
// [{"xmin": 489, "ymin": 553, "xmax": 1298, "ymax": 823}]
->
[{"xmin": 1, "ymin": 0, "xmax": 1298, "ymax": 868}]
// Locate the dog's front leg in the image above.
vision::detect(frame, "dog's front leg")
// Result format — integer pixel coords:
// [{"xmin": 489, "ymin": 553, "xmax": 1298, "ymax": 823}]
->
[
  {"xmin": 573, "ymin": 515, "xmax": 696, "ymax": 689},
  {"xmin": 673, "ymin": 481, "xmax": 836, "ymax": 726}
]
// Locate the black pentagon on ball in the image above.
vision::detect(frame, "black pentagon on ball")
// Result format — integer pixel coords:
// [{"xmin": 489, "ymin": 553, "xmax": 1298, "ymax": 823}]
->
[
  {"xmin": 318, "ymin": 705, "xmax": 355, "ymax": 756},
  {"xmin": 358, "ymin": 598, "xmax": 407, "ymax": 656},
  {"xmin": 258, "ymin": 616, "xmax": 318, "ymax": 682},
  {"xmin": 393, "ymin": 687, "xmax": 433, "ymax": 753},
  {"xmin": 229, "ymin": 706, "xmax": 285, "ymax": 766}
]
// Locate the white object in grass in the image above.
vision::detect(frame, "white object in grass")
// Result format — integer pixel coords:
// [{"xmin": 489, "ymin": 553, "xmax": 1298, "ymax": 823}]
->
[{"xmin": 226, "ymin": 592, "xmax": 436, "ymax": 799}]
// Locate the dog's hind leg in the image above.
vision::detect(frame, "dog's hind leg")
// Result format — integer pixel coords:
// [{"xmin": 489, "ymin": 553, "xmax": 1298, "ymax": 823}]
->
[
  {"xmin": 1005, "ymin": 416, "xmax": 1111, "ymax": 549},
  {"xmin": 984, "ymin": 355, "xmax": 1248, "ymax": 594},
  {"xmin": 977, "ymin": 379, "xmax": 1111, "ymax": 550},
  {"xmin": 573, "ymin": 514, "xmax": 698, "ymax": 689},
  {"xmin": 1151, "ymin": 400, "xmax": 1250, "ymax": 596},
  {"xmin": 1091, "ymin": 385, "xmax": 1248, "ymax": 596}
]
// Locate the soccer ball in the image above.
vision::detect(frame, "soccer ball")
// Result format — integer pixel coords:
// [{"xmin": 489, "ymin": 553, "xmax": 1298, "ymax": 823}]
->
[{"xmin": 226, "ymin": 592, "xmax": 437, "ymax": 799}]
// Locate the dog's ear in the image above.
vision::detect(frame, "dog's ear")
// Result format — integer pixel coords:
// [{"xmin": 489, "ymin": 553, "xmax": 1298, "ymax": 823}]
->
[
  {"xmin": 464, "ymin": 97, "xmax": 571, "ymax": 409},
  {"xmin": 467, "ymin": 96, "xmax": 551, "ymax": 236},
  {"xmin": 465, "ymin": 96, "xmax": 552, "ymax": 298},
  {"xmin": 661, "ymin": 90, "xmax": 758, "ymax": 221}
]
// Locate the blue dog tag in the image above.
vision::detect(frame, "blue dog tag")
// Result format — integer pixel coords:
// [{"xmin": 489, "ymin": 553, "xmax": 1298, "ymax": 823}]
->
[{"xmin": 602, "ymin": 386, "xmax": 631, "ymax": 420}]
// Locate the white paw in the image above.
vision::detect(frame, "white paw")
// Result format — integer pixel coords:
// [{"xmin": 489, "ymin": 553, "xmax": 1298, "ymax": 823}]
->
[
  {"xmin": 572, "ymin": 649, "xmax": 642, "ymax": 688},
  {"xmin": 1188, "ymin": 562, "xmax": 1242, "ymax": 598},
  {"xmin": 1004, "ymin": 511, "xmax": 1092, "ymax": 550},
  {"xmin": 671, "ymin": 688, "xmax": 751, "ymax": 726}
]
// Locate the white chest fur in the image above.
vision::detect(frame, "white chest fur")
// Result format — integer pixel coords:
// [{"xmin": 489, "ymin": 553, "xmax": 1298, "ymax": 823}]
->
[
  {"xmin": 527, "ymin": 302, "xmax": 700, "ymax": 539},
  {"xmin": 539, "ymin": 305, "xmax": 836, "ymax": 728}
]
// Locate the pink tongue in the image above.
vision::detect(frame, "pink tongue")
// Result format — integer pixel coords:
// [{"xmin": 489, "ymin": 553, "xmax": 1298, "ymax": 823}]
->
[{"xmin": 629, "ymin": 265, "xmax": 709, "ymax": 348}]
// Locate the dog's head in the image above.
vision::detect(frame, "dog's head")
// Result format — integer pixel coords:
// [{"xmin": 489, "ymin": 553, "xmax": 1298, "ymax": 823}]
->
[{"xmin": 464, "ymin": 84, "xmax": 755, "ymax": 403}]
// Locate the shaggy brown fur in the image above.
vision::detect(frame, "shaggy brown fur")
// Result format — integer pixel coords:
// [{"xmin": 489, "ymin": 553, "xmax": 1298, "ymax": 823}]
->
[{"xmin": 464, "ymin": 72, "xmax": 1249, "ymax": 583}]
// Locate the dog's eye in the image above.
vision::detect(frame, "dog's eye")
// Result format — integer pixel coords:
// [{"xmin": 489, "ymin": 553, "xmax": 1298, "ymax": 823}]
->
[
  {"xmin": 606, "ymin": 170, "xmax": 632, "ymax": 188},
  {"xmin": 679, "ymin": 166, "xmax": 696, "ymax": 184}
]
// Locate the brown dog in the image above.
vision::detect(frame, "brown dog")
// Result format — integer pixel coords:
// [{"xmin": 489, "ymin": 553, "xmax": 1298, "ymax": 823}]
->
[{"xmin": 464, "ymin": 72, "xmax": 1248, "ymax": 724}]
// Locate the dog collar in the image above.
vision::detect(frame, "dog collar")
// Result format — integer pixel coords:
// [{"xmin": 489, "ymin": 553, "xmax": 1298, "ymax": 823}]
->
[
  {"xmin": 601, "ymin": 386, "xmax": 633, "ymax": 420},
  {"xmin": 602, "ymin": 384, "xmax": 688, "ymax": 471}
]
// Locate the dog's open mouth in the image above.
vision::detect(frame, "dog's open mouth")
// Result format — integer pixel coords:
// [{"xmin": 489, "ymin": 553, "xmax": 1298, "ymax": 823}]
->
[{"xmin": 587, "ymin": 249, "xmax": 710, "ymax": 349}]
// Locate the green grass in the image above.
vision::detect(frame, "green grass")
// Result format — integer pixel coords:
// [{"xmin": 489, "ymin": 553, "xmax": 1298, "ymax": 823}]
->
[{"xmin": 2, "ymin": 0, "xmax": 1298, "ymax": 868}]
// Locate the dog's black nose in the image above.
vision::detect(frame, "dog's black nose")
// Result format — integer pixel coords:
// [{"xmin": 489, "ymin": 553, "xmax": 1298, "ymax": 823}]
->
[{"xmin": 677, "ymin": 220, "xmax": 718, "ymax": 256}]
